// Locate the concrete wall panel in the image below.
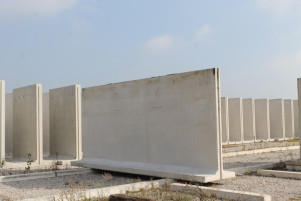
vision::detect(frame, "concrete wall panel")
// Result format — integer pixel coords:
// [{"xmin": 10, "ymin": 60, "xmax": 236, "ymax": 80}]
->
[
  {"xmin": 5, "ymin": 93, "xmax": 13, "ymax": 157},
  {"xmin": 243, "ymin": 98, "xmax": 256, "ymax": 142},
  {"xmin": 0, "ymin": 81, "xmax": 4, "ymax": 160},
  {"xmin": 49, "ymin": 85, "xmax": 81, "ymax": 160},
  {"xmin": 13, "ymin": 84, "xmax": 43, "ymax": 162},
  {"xmin": 221, "ymin": 97, "xmax": 229, "ymax": 144},
  {"xmin": 228, "ymin": 98, "xmax": 243, "ymax": 143},
  {"xmin": 76, "ymin": 68, "xmax": 231, "ymax": 182},
  {"xmin": 269, "ymin": 99, "xmax": 285, "ymax": 140},
  {"xmin": 284, "ymin": 99, "xmax": 295, "ymax": 138},
  {"xmin": 294, "ymin": 100, "xmax": 300, "ymax": 138},
  {"xmin": 43, "ymin": 93, "xmax": 49, "ymax": 157},
  {"xmin": 255, "ymin": 99, "xmax": 270, "ymax": 140}
]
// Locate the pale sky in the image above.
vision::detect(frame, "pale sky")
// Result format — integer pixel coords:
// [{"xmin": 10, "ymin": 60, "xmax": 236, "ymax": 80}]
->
[{"xmin": 0, "ymin": 0, "xmax": 301, "ymax": 99}]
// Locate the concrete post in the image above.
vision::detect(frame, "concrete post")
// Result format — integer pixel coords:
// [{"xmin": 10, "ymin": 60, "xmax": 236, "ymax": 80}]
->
[
  {"xmin": 0, "ymin": 81, "xmax": 5, "ymax": 161},
  {"xmin": 255, "ymin": 99, "xmax": 270, "ymax": 141},
  {"xmin": 269, "ymin": 99, "xmax": 285, "ymax": 140},
  {"xmin": 43, "ymin": 93, "xmax": 50, "ymax": 158},
  {"xmin": 13, "ymin": 84, "xmax": 43, "ymax": 163},
  {"xmin": 242, "ymin": 98, "xmax": 256, "ymax": 142},
  {"xmin": 49, "ymin": 85, "xmax": 82, "ymax": 160},
  {"xmin": 5, "ymin": 93, "xmax": 13, "ymax": 157},
  {"xmin": 284, "ymin": 99, "xmax": 295, "ymax": 138},
  {"xmin": 294, "ymin": 100, "xmax": 300, "ymax": 138},
  {"xmin": 228, "ymin": 98, "xmax": 243, "ymax": 143},
  {"xmin": 221, "ymin": 97, "xmax": 229, "ymax": 144}
]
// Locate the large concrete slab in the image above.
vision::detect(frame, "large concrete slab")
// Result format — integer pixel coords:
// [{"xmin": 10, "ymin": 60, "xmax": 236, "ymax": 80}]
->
[
  {"xmin": 284, "ymin": 99, "xmax": 295, "ymax": 138},
  {"xmin": 242, "ymin": 98, "xmax": 256, "ymax": 142},
  {"xmin": 43, "ymin": 93, "xmax": 49, "ymax": 157},
  {"xmin": 5, "ymin": 93, "xmax": 13, "ymax": 157},
  {"xmin": 221, "ymin": 97, "xmax": 229, "ymax": 144},
  {"xmin": 269, "ymin": 99, "xmax": 285, "ymax": 140},
  {"xmin": 294, "ymin": 100, "xmax": 300, "ymax": 138},
  {"xmin": 0, "ymin": 81, "xmax": 5, "ymax": 160},
  {"xmin": 255, "ymin": 99, "xmax": 270, "ymax": 140},
  {"xmin": 13, "ymin": 84, "xmax": 43, "ymax": 163},
  {"xmin": 49, "ymin": 85, "xmax": 82, "ymax": 160},
  {"xmin": 74, "ymin": 68, "xmax": 235, "ymax": 182},
  {"xmin": 228, "ymin": 98, "xmax": 243, "ymax": 143}
]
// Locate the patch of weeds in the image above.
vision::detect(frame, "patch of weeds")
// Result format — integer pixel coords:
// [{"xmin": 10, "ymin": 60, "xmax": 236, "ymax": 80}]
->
[
  {"xmin": 287, "ymin": 138, "xmax": 300, "ymax": 143},
  {"xmin": 102, "ymin": 172, "xmax": 113, "ymax": 181},
  {"xmin": 24, "ymin": 153, "xmax": 34, "ymax": 173},
  {"xmin": 244, "ymin": 171, "xmax": 256, "ymax": 176}
]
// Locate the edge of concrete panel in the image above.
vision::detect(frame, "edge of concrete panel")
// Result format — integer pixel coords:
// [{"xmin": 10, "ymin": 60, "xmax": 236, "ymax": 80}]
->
[
  {"xmin": 298, "ymin": 79, "xmax": 301, "ymax": 155},
  {"xmin": 0, "ymin": 81, "xmax": 5, "ymax": 160},
  {"xmin": 76, "ymin": 85, "xmax": 82, "ymax": 160},
  {"xmin": 228, "ymin": 98, "xmax": 243, "ymax": 144},
  {"xmin": 221, "ymin": 97, "xmax": 229, "ymax": 145}
]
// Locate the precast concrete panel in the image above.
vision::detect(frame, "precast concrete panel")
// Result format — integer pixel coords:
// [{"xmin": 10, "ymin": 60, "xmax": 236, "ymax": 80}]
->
[
  {"xmin": 49, "ymin": 85, "xmax": 82, "ymax": 160},
  {"xmin": 298, "ymin": 79, "xmax": 301, "ymax": 157},
  {"xmin": 221, "ymin": 97, "xmax": 229, "ymax": 144},
  {"xmin": 242, "ymin": 98, "xmax": 256, "ymax": 142},
  {"xmin": 5, "ymin": 93, "xmax": 13, "ymax": 157},
  {"xmin": 284, "ymin": 99, "xmax": 295, "ymax": 138},
  {"xmin": 294, "ymin": 100, "xmax": 300, "ymax": 138},
  {"xmin": 43, "ymin": 93, "xmax": 49, "ymax": 157},
  {"xmin": 255, "ymin": 99, "xmax": 270, "ymax": 140},
  {"xmin": 0, "ymin": 81, "xmax": 5, "ymax": 160},
  {"xmin": 228, "ymin": 98, "xmax": 243, "ymax": 143},
  {"xmin": 74, "ymin": 68, "xmax": 235, "ymax": 183},
  {"xmin": 269, "ymin": 99, "xmax": 285, "ymax": 140},
  {"xmin": 13, "ymin": 84, "xmax": 43, "ymax": 163}
]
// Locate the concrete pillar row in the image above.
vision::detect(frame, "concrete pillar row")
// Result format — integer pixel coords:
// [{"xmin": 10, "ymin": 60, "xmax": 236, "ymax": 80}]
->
[{"xmin": 0, "ymin": 81, "xmax": 5, "ymax": 160}]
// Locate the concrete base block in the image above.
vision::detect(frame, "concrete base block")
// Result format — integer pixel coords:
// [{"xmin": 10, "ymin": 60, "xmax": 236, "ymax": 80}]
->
[
  {"xmin": 72, "ymin": 158, "xmax": 235, "ymax": 183},
  {"xmin": 257, "ymin": 169, "xmax": 301, "ymax": 180},
  {"xmin": 286, "ymin": 159, "xmax": 301, "ymax": 171},
  {"xmin": 171, "ymin": 183, "xmax": 271, "ymax": 201}
]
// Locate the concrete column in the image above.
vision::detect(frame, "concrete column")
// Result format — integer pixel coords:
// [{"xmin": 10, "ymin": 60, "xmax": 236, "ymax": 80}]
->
[
  {"xmin": 294, "ymin": 100, "xmax": 300, "ymax": 138},
  {"xmin": 221, "ymin": 97, "xmax": 229, "ymax": 144},
  {"xmin": 269, "ymin": 99, "xmax": 285, "ymax": 140},
  {"xmin": 5, "ymin": 93, "xmax": 13, "ymax": 157},
  {"xmin": 0, "ymin": 81, "xmax": 5, "ymax": 161},
  {"xmin": 242, "ymin": 98, "xmax": 256, "ymax": 142},
  {"xmin": 228, "ymin": 98, "xmax": 243, "ymax": 143},
  {"xmin": 284, "ymin": 99, "xmax": 295, "ymax": 138},
  {"xmin": 43, "ymin": 93, "xmax": 50, "ymax": 157},
  {"xmin": 13, "ymin": 84, "xmax": 43, "ymax": 163},
  {"xmin": 49, "ymin": 85, "xmax": 82, "ymax": 160},
  {"xmin": 255, "ymin": 99, "xmax": 270, "ymax": 140}
]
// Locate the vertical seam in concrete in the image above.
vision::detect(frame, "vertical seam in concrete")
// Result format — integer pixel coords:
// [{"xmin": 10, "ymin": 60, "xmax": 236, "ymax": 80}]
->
[
  {"xmin": 37, "ymin": 84, "xmax": 43, "ymax": 164},
  {"xmin": 76, "ymin": 85, "xmax": 82, "ymax": 160},
  {"xmin": 298, "ymin": 78, "xmax": 301, "ymax": 156},
  {"xmin": 251, "ymin": 99, "xmax": 256, "ymax": 142},
  {"xmin": 281, "ymin": 99, "xmax": 285, "ymax": 139},
  {"xmin": 267, "ymin": 99, "xmax": 271, "ymax": 140},
  {"xmin": 240, "ymin": 98, "xmax": 244, "ymax": 143},
  {"xmin": 291, "ymin": 100, "xmax": 295, "ymax": 137}
]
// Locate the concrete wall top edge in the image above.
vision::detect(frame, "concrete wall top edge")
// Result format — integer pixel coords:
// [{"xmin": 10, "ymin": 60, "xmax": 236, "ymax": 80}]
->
[
  {"xmin": 82, "ymin": 68, "xmax": 218, "ymax": 90},
  {"xmin": 49, "ymin": 84, "xmax": 80, "ymax": 92},
  {"xmin": 13, "ymin": 84, "xmax": 42, "ymax": 92}
]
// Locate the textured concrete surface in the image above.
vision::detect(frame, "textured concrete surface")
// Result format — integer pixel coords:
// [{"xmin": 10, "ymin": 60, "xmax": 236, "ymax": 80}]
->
[
  {"xmin": 294, "ymin": 99, "xmax": 299, "ymax": 137},
  {"xmin": 243, "ymin": 98, "xmax": 256, "ymax": 142},
  {"xmin": 77, "ymin": 68, "xmax": 231, "ymax": 182},
  {"xmin": 49, "ymin": 85, "xmax": 82, "ymax": 160},
  {"xmin": 255, "ymin": 99, "xmax": 270, "ymax": 140},
  {"xmin": 43, "ymin": 93, "xmax": 49, "ymax": 157},
  {"xmin": 269, "ymin": 99, "xmax": 285, "ymax": 140},
  {"xmin": 13, "ymin": 84, "xmax": 43, "ymax": 163}
]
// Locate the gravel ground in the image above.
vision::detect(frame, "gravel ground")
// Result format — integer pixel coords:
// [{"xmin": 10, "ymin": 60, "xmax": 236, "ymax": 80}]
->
[
  {"xmin": 223, "ymin": 149, "xmax": 300, "ymax": 169},
  {"xmin": 212, "ymin": 175, "xmax": 301, "ymax": 201},
  {"xmin": 0, "ymin": 148, "xmax": 300, "ymax": 200},
  {"xmin": 0, "ymin": 170, "xmax": 151, "ymax": 200},
  {"xmin": 223, "ymin": 140, "xmax": 299, "ymax": 153}
]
